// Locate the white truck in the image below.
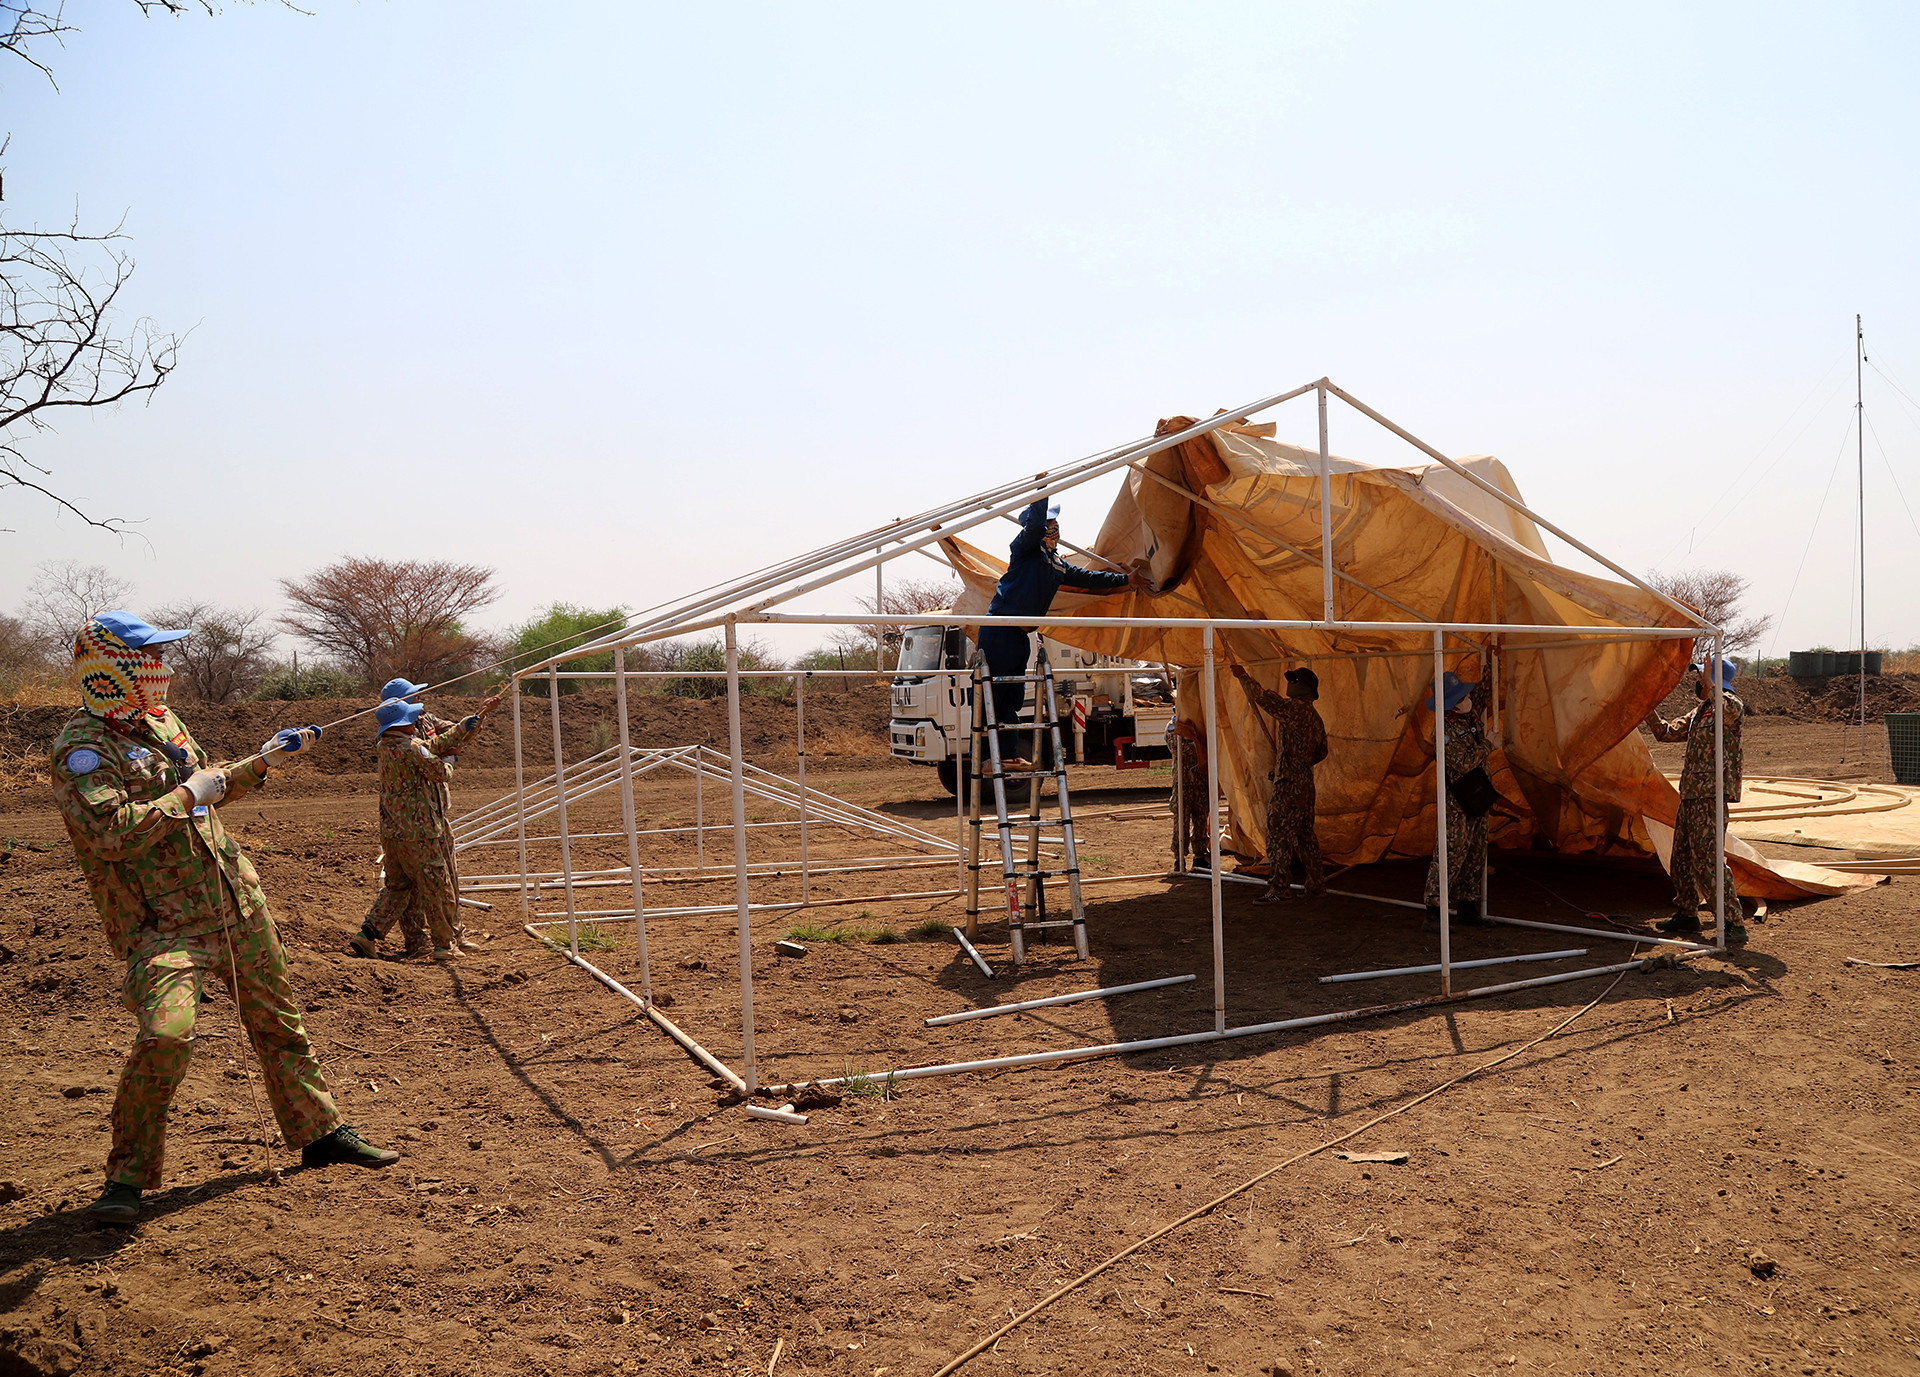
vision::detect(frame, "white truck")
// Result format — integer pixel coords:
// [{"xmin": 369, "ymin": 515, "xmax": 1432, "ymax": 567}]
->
[{"xmin": 888, "ymin": 620, "xmax": 1176, "ymax": 795}]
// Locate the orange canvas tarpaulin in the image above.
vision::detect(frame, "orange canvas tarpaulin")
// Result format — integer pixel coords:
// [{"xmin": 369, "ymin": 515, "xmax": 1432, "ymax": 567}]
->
[{"xmin": 941, "ymin": 422, "xmax": 1869, "ymax": 902}]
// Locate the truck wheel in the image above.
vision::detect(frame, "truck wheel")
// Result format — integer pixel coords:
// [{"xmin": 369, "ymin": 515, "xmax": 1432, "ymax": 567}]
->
[{"xmin": 937, "ymin": 758, "xmax": 974, "ymax": 802}]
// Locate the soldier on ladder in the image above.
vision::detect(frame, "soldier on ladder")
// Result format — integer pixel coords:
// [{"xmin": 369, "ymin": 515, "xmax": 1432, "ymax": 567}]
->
[{"xmin": 964, "ymin": 498, "xmax": 1160, "ymax": 964}]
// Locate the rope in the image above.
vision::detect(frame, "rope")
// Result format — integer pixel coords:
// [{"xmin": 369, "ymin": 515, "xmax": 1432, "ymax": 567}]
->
[{"xmin": 929, "ymin": 972, "xmax": 1630, "ymax": 1377}]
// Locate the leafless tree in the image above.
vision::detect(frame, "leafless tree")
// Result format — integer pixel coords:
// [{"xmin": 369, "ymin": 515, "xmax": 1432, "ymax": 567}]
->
[
  {"xmin": 148, "ymin": 599, "xmax": 275, "ymax": 702},
  {"xmin": 1646, "ymin": 568, "xmax": 1774, "ymax": 660},
  {"xmin": 0, "ymin": 224, "xmax": 179, "ymax": 533},
  {"xmin": 279, "ymin": 557, "xmax": 499, "ymax": 689},
  {"xmin": 823, "ymin": 575, "xmax": 962, "ymax": 665},
  {"xmin": 18, "ymin": 558, "xmax": 134, "ymax": 654},
  {"xmin": 2, "ymin": 1, "xmax": 293, "ymax": 532}
]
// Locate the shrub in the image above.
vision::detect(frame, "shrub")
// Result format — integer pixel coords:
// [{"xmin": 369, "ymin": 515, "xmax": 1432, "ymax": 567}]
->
[{"xmin": 506, "ymin": 603, "xmax": 628, "ymax": 697}]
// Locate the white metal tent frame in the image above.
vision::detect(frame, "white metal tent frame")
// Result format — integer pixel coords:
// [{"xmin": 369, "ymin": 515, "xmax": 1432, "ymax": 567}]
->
[{"xmin": 496, "ymin": 379, "xmax": 1728, "ymax": 1097}]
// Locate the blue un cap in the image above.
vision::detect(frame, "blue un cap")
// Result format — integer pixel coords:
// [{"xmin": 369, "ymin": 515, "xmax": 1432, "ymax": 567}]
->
[
  {"xmin": 380, "ymin": 678, "xmax": 427, "ymax": 701},
  {"xmin": 1692, "ymin": 657, "xmax": 1738, "ymax": 690},
  {"xmin": 91, "ymin": 610, "xmax": 191, "ymax": 649},
  {"xmin": 375, "ymin": 699, "xmax": 425, "ymax": 736},
  {"xmin": 1424, "ymin": 672, "xmax": 1474, "ymax": 712}
]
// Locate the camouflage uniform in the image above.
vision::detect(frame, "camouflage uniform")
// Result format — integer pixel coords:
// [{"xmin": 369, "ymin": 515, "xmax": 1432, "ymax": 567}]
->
[
  {"xmin": 1238, "ymin": 681, "xmax": 1329, "ymax": 898},
  {"xmin": 1646, "ymin": 694, "xmax": 1744, "ymax": 925},
  {"xmin": 1423, "ymin": 708, "xmax": 1491, "ymax": 909},
  {"xmin": 51, "ymin": 707, "xmax": 340, "ymax": 1189},
  {"xmin": 362, "ymin": 714, "xmax": 478, "ymax": 952},
  {"xmin": 1164, "ymin": 718, "xmax": 1211, "ymax": 863}
]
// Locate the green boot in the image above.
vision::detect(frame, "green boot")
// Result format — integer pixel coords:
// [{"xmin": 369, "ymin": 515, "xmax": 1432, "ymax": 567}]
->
[
  {"xmin": 302, "ymin": 1124, "xmax": 400, "ymax": 1170},
  {"xmin": 87, "ymin": 1181, "xmax": 141, "ymax": 1224}
]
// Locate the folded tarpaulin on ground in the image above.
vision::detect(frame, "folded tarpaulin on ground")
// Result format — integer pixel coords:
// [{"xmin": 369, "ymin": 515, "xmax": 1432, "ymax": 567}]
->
[{"xmin": 940, "ymin": 419, "xmax": 1876, "ymax": 903}]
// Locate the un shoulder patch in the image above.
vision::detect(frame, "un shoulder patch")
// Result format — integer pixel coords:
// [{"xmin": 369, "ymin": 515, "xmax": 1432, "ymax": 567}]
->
[{"xmin": 64, "ymin": 747, "xmax": 103, "ymax": 775}]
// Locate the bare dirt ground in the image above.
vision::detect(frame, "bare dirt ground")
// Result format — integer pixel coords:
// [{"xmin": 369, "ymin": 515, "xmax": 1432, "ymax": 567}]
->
[{"xmin": 2, "ymin": 707, "xmax": 1917, "ymax": 1377}]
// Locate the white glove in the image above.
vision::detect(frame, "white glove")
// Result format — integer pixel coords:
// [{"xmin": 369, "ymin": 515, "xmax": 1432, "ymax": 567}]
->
[{"xmin": 182, "ymin": 768, "xmax": 229, "ymax": 807}]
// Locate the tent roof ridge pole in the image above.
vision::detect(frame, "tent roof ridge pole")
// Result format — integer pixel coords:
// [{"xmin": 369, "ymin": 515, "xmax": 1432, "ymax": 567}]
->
[
  {"xmin": 1321, "ymin": 379, "xmax": 1714, "ymax": 631},
  {"xmin": 542, "ymin": 426, "xmax": 1193, "ymax": 666},
  {"xmin": 734, "ymin": 382, "xmax": 1323, "ymax": 621},
  {"xmin": 527, "ymin": 381, "xmax": 1321, "ymax": 671}
]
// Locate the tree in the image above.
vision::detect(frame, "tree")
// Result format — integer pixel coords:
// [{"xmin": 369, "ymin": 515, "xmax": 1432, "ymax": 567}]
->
[
  {"xmin": 506, "ymin": 603, "xmax": 629, "ymax": 697},
  {"xmin": 147, "ymin": 600, "xmax": 274, "ymax": 702},
  {"xmin": 18, "ymin": 559, "xmax": 134, "ymax": 655},
  {"xmin": 1645, "ymin": 568, "xmax": 1774, "ymax": 660},
  {"xmin": 279, "ymin": 557, "xmax": 499, "ymax": 690},
  {"xmin": 658, "ymin": 635, "xmax": 786, "ymax": 699},
  {"xmin": 817, "ymin": 575, "xmax": 962, "ymax": 669}
]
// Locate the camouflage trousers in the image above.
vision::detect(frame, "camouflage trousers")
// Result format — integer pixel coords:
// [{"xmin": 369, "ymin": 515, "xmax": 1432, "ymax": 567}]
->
[
  {"xmin": 1173, "ymin": 742, "xmax": 1211, "ymax": 862},
  {"xmin": 1669, "ymin": 796, "xmax": 1741, "ymax": 925},
  {"xmin": 1423, "ymin": 800, "xmax": 1488, "ymax": 908},
  {"xmin": 362, "ymin": 835, "xmax": 461, "ymax": 952},
  {"xmin": 110, "ymin": 907, "xmax": 339, "ymax": 1190},
  {"xmin": 1262, "ymin": 770, "xmax": 1323, "ymax": 896}
]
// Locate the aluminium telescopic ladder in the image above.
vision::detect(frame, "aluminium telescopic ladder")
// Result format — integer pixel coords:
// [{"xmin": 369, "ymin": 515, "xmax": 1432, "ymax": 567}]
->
[{"xmin": 963, "ymin": 644, "xmax": 1089, "ymax": 964}]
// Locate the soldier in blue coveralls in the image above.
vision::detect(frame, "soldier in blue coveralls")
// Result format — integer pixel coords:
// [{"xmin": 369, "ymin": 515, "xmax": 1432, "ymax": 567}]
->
[{"xmin": 981, "ymin": 499, "xmax": 1156, "ymax": 768}]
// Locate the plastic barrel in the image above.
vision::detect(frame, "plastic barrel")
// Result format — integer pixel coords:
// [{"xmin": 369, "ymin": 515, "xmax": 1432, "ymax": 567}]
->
[{"xmin": 1888, "ymin": 713, "xmax": 1920, "ymax": 786}]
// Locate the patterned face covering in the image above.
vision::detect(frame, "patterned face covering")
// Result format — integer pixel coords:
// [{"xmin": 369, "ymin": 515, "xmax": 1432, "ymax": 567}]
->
[{"xmin": 72, "ymin": 619, "xmax": 173, "ymax": 722}]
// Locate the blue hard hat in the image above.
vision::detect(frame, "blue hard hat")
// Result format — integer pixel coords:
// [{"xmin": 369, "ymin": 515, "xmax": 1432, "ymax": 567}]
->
[
  {"xmin": 1692, "ymin": 657, "xmax": 1738, "ymax": 689},
  {"xmin": 1424, "ymin": 672, "xmax": 1474, "ymax": 712},
  {"xmin": 380, "ymin": 678, "xmax": 427, "ymax": 701},
  {"xmin": 375, "ymin": 699, "xmax": 425, "ymax": 735},
  {"xmin": 91, "ymin": 610, "xmax": 191, "ymax": 649}
]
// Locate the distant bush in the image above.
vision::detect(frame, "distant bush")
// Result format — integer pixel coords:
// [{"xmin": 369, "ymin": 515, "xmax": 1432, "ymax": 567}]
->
[
  {"xmin": 659, "ymin": 635, "xmax": 789, "ymax": 698},
  {"xmin": 506, "ymin": 603, "xmax": 628, "ymax": 697},
  {"xmin": 251, "ymin": 660, "xmax": 363, "ymax": 700}
]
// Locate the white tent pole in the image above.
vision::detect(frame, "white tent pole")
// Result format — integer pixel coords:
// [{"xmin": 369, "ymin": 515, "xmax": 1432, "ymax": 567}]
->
[
  {"xmin": 1204, "ymin": 625, "xmax": 1225, "ymax": 1033},
  {"xmin": 1323, "ymin": 381, "xmax": 1711, "ymax": 630},
  {"xmin": 1713, "ymin": 629, "xmax": 1727, "ymax": 951},
  {"xmin": 725, "ymin": 618, "xmax": 760, "ymax": 1093},
  {"xmin": 526, "ymin": 386, "xmax": 1318, "ymax": 672},
  {"xmin": 510, "ymin": 680, "xmax": 531, "ymax": 920},
  {"xmin": 548, "ymin": 666, "xmax": 579, "ymax": 958},
  {"xmin": 1318, "ymin": 380, "xmax": 1335, "ymax": 622},
  {"xmin": 1434, "ymin": 630, "xmax": 1451, "ymax": 996},
  {"xmin": 695, "ymin": 738, "xmax": 705, "ymax": 871},
  {"xmin": 796, "ymin": 671, "xmax": 810, "ymax": 905},
  {"xmin": 614, "ymin": 647, "xmax": 652, "ymax": 1005}
]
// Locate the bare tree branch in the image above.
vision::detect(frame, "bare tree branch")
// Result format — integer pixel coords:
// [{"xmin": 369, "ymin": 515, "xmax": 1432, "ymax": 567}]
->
[
  {"xmin": 279, "ymin": 557, "xmax": 500, "ymax": 689},
  {"xmin": 0, "ymin": 222, "xmax": 179, "ymax": 535},
  {"xmin": 1645, "ymin": 568, "xmax": 1774, "ymax": 660}
]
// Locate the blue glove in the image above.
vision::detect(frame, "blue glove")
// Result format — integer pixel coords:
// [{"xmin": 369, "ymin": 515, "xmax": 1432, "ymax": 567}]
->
[
  {"xmin": 261, "ymin": 724, "xmax": 323, "ymax": 759},
  {"xmin": 462, "ymin": 715, "xmax": 480, "ymax": 731}
]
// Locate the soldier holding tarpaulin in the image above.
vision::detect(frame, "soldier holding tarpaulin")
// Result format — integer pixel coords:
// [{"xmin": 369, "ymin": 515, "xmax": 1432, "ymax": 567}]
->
[
  {"xmin": 50, "ymin": 612, "xmax": 398, "ymax": 1225},
  {"xmin": 1643, "ymin": 656, "xmax": 1746, "ymax": 944},
  {"xmin": 1421, "ymin": 671, "xmax": 1498, "ymax": 933},
  {"xmin": 1231, "ymin": 663, "xmax": 1329, "ymax": 902}
]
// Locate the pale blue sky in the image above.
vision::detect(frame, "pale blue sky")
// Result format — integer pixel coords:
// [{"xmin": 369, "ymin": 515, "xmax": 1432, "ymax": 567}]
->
[{"xmin": 5, "ymin": 2, "xmax": 1918, "ymax": 658}]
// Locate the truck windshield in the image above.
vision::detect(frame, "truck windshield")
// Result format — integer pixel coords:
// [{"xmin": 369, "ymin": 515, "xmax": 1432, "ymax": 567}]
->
[{"xmin": 897, "ymin": 625, "xmax": 948, "ymax": 674}]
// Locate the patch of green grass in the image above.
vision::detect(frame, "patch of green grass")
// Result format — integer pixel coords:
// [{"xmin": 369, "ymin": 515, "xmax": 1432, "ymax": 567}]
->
[
  {"xmin": 869, "ymin": 927, "xmax": 903, "ymax": 945},
  {"xmin": 907, "ymin": 919, "xmax": 953, "ymax": 941},
  {"xmin": 539, "ymin": 927, "xmax": 621, "ymax": 954},
  {"xmin": 784, "ymin": 923, "xmax": 867, "ymax": 944},
  {"xmin": 841, "ymin": 1062, "xmax": 898, "ymax": 1100},
  {"xmin": 1078, "ymin": 854, "xmax": 1114, "ymax": 867}
]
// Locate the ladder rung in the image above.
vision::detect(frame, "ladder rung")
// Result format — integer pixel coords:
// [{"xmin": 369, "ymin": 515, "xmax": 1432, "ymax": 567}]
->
[{"xmin": 1022, "ymin": 919, "xmax": 1084, "ymax": 931}]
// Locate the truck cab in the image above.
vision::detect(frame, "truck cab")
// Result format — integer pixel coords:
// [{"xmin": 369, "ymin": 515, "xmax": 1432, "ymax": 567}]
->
[{"xmin": 888, "ymin": 619, "xmax": 1174, "ymax": 795}]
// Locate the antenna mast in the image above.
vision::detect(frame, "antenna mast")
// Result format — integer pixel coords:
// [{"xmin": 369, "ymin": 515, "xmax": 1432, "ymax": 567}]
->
[{"xmin": 1856, "ymin": 313, "xmax": 1867, "ymax": 767}]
